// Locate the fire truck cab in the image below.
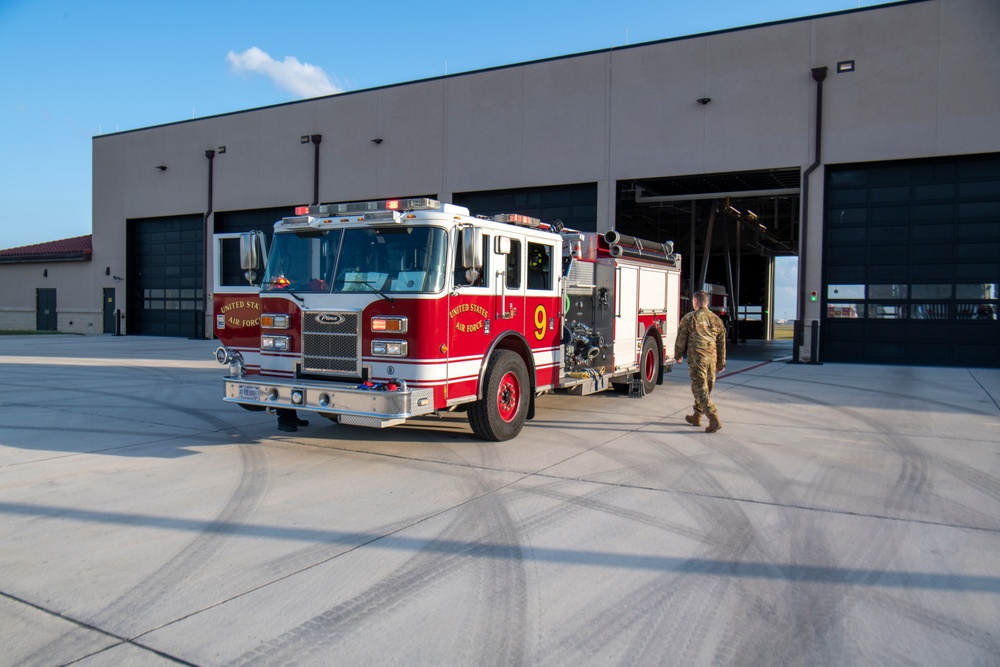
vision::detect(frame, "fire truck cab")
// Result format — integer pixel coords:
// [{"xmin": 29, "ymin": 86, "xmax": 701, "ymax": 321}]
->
[{"xmin": 213, "ymin": 198, "xmax": 681, "ymax": 441}]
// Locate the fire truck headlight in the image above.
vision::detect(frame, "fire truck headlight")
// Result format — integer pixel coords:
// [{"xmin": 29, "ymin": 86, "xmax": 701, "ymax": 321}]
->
[
  {"xmin": 371, "ymin": 316, "xmax": 407, "ymax": 333},
  {"xmin": 372, "ymin": 340, "xmax": 407, "ymax": 357},
  {"xmin": 261, "ymin": 314, "xmax": 290, "ymax": 329},
  {"xmin": 291, "ymin": 390, "xmax": 304, "ymax": 405},
  {"xmin": 261, "ymin": 335, "xmax": 290, "ymax": 351}
]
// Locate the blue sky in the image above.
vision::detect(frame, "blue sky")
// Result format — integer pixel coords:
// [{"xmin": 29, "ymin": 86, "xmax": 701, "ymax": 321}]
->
[{"xmin": 0, "ymin": 0, "xmax": 896, "ymax": 314}]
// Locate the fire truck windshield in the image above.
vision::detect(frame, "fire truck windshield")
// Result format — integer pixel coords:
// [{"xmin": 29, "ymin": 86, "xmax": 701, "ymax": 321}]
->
[{"xmin": 262, "ymin": 226, "xmax": 448, "ymax": 294}]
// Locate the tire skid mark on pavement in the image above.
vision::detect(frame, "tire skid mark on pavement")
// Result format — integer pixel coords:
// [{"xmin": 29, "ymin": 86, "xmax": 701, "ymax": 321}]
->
[
  {"xmin": 228, "ymin": 453, "xmax": 683, "ymax": 664},
  {"xmin": 18, "ymin": 445, "xmax": 270, "ymax": 664},
  {"xmin": 95, "ymin": 443, "xmax": 271, "ymax": 636},
  {"xmin": 722, "ymin": 379, "xmax": 996, "ymax": 663},
  {"xmin": 739, "ymin": 373, "xmax": 999, "ymax": 418},
  {"xmin": 860, "ymin": 585, "xmax": 1000, "ymax": 657},
  {"xmin": 2, "ymin": 369, "xmax": 243, "ymax": 435},
  {"xmin": 694, "ymin": 436, "xmax": 857, "ymax": 666},
  {"xmin": 738, "ymin": 381, "xmax": 1000, "ymax": 527},
  {"xmin": 528, "ymin": 432, "xmax": 773, "ymax": 664},
  {"xmin": 229, "ymin": 447, "xmax": 529, "ymax": 666},
  {"xmin": 529, "ymin": 382, "xmax": 946, "ymax": 665}
]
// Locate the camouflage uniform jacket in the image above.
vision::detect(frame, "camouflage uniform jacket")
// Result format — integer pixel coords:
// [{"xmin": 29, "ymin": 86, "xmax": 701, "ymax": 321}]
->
[{"xmin": 674, "ymin": 307, "xmax": 726, "ymax": 367}]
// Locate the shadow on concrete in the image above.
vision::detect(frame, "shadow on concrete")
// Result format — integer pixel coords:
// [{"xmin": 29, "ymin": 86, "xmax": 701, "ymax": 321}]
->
[
  {"xmin": 726, "ymin": 339, "xmax": 793, "ymax": 362},
  {"xmin": 0, "ymin": 500, "xmax": 995, "ymax": 593}
]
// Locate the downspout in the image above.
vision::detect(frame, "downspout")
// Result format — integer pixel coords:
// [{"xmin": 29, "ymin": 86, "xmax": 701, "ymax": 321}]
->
[
  {"xmin": 310, "ymin": 134, "xmax": 322, "ymax": 205},
  {"xmin": 793, "ymin": 66, "xmax": 827, "ymax": 363},
  {"xmin": 202, "ymin": 149, "xmax": 215, "ymax": 340}
]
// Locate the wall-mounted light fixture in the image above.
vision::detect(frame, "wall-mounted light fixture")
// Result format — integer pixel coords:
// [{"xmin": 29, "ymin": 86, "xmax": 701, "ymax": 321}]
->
[
  {"xmin": 300, "ymin": 135, "xmax": 310, "ymax": 144},
  {"xmin": 697, "ymin": 98, "xmax": 711, "ymax": 105},
  {"xmin": 43, "ymin": 269, "xmax": 48, "ymax": 277},
  {"xmin": 837, "ymin": 60, "xmax": 855, "ymax": 73},
  {"xmin": 105, "ymin": 267, "xmax": 110, "ymax": 275},
  {"xmin": 113, "ymin": 275, "xmax": 123, "ymax": 282},
  {"xmin": 156, "ymin": 165, "xmax": 167, "ymax": 171},
  {"xmin": 217, "ymin": 146, "xmax": 226, "ymax": 154},
  {"xmin": 371, "ymin": 138, "xmax": 383, "ymax": 144}
]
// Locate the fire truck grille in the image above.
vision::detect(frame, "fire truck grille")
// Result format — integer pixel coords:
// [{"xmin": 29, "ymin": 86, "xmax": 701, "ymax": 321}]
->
[{"xmin": 301, "ymin": 311, "xmax": 360, "ymax": 375}]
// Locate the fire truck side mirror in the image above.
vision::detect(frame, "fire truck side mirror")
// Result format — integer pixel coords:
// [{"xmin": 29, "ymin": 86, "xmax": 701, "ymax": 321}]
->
[
  {"xmin": 461, "ymin": 227, "xmax": 483, "ymax": 269},
  {"xmin": 240, "ymin": 232, "xmax": 259, "ymax": 271}
]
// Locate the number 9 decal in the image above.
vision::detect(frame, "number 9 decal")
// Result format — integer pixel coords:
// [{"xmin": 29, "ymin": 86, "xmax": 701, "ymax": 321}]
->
[{"xmin": 534, "ymin": 304, "xmax": 546, "ymax": 340}]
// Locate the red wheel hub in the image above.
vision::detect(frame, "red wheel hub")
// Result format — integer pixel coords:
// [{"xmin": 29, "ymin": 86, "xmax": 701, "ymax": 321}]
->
[
  {"xmin": 497, "ymin": 371, "xmax": 520, "ymax": 422},
  {"xmin": 644, "ymin": 348, "xmax": 656, "ymax": 381}
]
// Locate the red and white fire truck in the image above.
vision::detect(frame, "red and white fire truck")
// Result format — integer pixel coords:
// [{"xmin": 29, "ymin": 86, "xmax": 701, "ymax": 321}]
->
[{"xmin": 212, "ymin": 198, "xmax": 681, "ymax": 440}]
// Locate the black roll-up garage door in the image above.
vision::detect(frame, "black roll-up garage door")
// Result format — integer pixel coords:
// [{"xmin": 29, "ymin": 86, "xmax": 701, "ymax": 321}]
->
[
  {"xmin": 823, "ymin": 154, "xmax": 1000, "ymax": 367},
  {"xmin": 127, "ymin": 215, "xmax": 204, "ymax": 336}
]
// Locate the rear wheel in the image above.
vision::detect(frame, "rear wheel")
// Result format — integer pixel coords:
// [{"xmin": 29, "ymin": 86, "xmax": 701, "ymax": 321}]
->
[
  {"xmin": 639, "ymin": 335, "xmax": 659, "ymax": 395},
  {"xmin": 469, "ymin": 350, "xmax": 529, "ymax": 441}
]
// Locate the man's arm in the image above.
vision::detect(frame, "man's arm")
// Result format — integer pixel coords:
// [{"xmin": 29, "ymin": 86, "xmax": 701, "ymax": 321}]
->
[
  {"xmin": 674, "ymin": 315, "xmax": 690, "ymax": 362},
  {"xmin": 715, "ymin": 316, "xmax": 727, "ymax": 370}
]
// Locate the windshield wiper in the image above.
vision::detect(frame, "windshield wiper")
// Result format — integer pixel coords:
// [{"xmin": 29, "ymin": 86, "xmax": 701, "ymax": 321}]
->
[
  {"xmin": 264, "ymin": 281, "xmax": 304, "ymax": 302},
  {"xmin": 346, "ymin": 280, "xmax": 395, "ymax": 303}
]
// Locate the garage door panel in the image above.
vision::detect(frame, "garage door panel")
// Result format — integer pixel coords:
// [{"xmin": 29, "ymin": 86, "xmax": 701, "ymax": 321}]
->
[
  {"xmin": 822, "ymin": 154, "xmax": 1000, "ymax": 367},
  {"xmin": 128, "ymin": 215, "xmax": 204, "ymax": 337}
]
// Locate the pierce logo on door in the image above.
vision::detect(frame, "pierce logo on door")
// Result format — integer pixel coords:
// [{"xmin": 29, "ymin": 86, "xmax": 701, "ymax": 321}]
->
[{"xmin": 315, "ymin": 313, "xmax": 345, "ymax": 325}]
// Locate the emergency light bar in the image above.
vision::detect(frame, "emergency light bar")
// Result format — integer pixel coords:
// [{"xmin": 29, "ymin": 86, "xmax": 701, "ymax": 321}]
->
[
  {"xmin": 298, "ymin": 198, "xmax": 442, "ymax": 217},
  {"xmin": 493, "ymin": 213, "xmax": 541, "ymax": 228}
]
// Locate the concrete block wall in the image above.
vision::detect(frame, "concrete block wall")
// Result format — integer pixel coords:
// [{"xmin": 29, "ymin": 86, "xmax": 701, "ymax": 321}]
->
[
  {"xmin": 58, "ymin": 310, "xmax": 103, "ymax": 335},
  {"xmin": 0, "ymin": 309, "xmax": 35, "ymax": 331}
]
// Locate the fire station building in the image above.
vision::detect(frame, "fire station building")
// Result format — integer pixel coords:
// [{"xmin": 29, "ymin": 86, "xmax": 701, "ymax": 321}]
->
[{"xmin": 4, "ymin": 0, "xmax": 999, "ymax": 366}]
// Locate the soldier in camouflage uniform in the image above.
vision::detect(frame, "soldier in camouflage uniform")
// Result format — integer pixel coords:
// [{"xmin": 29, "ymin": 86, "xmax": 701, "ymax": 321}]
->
[{"xmin": 674, "ymin": 290, "xmax": 727, "ymax": 433}]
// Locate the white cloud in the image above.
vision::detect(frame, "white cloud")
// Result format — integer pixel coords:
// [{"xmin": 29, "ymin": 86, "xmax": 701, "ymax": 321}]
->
[{"xmin": 227, "ymin": 47, "xmax": 342, "ymax": 98}]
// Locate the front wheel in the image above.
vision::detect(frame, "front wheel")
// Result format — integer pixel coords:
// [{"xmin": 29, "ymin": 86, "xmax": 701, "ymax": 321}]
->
[
  {"xmin": 639, "ymin": 335, "xmax": 659, "ymax": 395},
  {"xmin": 469, "ymin": 350, "xmax": 529, "ymax": 441}
]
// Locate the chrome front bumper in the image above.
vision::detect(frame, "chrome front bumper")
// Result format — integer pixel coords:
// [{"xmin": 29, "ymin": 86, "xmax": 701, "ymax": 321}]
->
[{"xmin": 223, "ymin": 374, "xmax": 435, "ymax": 427}]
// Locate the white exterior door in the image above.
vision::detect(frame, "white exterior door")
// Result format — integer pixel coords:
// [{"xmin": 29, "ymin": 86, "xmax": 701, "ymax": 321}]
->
[{"xmin": 613, "ymin": 265, "xmax": 639, "ymax": 369}]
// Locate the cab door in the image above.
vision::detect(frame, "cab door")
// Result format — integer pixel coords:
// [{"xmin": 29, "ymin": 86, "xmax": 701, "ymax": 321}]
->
[
  {"xmin": 493, "ymin": 235, "xmax": 526, "ymax": 338},
  {"xmin": 212, "ymin": 233, "xmax": 265, "ymax": 372},
  {"xmin": 446, "ymin": 229, "xmax": 494, "ymax": 405},
  {"xmin": 525, "ymin": 240, "xmax": 561, "ymax": 390}
]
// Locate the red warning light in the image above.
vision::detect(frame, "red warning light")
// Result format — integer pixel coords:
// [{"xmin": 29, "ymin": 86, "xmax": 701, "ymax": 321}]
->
[
  {"xmin": 294, "ymin": 206, "xmax": 310, "ymax": 215},
  {"xmin": 386, "ymin": 200, "xmax": 400, "ymax": 210}
]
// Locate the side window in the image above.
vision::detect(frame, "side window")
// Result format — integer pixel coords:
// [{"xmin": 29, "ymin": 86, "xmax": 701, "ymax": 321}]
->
[
  {"xmin": 527, "ymin": 242, "xmax": 553, "ymax": 291},
  {"xmin": 506, "ymin": 239, "xmax": 522, "ymax": 290},
  {"xmin": 480, "ymin": 235, "xmax": 490, "ymax": 287},
  {"xmin": 453, "ymin": 234, "xmax": 489, "ymax": 287},
  {"xmin": 219, "ymin": 236, "xmax": 246, "ymax": 287}
]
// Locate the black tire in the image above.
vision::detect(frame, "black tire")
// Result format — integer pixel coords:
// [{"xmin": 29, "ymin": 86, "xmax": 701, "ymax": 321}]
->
[
  {"xmin": 468, "ymin": 349, "xmax": 529, "ymax": 441},
  {"xmin": 238, "ymin": 403, "xmax": 268, "ymax": 412},
  {"xmin": 639, "ymin": 335, "xmax": 659, "ymax": 395}
]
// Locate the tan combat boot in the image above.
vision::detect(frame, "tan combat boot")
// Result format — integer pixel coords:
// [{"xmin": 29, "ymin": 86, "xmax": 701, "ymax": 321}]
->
[
  {"xmin": 685, "ymin": 414, "xmax": 702, "ymax": 426},
  {"xmin": 705, "ymin": 413, "xmax": 722, "ymax": 433}
]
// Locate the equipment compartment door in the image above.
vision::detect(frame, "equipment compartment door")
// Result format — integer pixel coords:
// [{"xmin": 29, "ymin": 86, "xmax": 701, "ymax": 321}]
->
[{"xmin": 613, "ymin": 266, "xmax": 639, "ymax": 368}]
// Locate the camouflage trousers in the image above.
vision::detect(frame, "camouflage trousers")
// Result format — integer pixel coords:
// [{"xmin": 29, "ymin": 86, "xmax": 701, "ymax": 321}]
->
[{"xmin": 688, "ymin": 356, "xmax": 718, "ymax": 416}]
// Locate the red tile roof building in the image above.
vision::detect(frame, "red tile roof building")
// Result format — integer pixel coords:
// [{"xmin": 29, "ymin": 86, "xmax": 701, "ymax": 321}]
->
[{"xmin": 0, "ymin": 235, "xmax": 93, "ymax": 263}]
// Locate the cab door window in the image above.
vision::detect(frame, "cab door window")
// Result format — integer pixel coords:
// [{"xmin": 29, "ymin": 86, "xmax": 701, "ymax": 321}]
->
[
  {"xmin": 505, "ymin": 239, "xmax": 522, "ymax": 290},
  {"xmin": 527, "ymin": 242, "xmax": 554, "ymax": 291}
]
